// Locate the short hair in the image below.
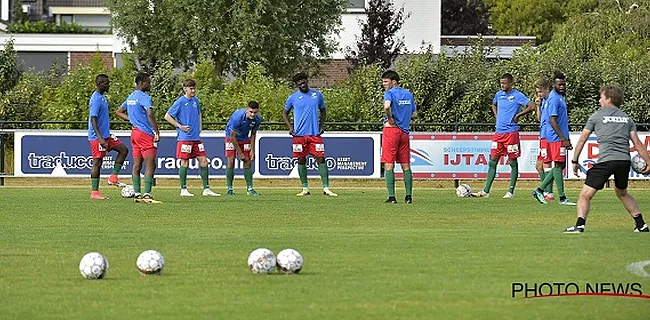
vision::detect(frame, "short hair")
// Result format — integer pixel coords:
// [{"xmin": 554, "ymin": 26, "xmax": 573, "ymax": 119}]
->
[
  {"xmin": 95, "ymin": 74, "xmax": 109, "ymax": 85},
  {"xmin": 553, "ymin": 72, "xmax": 566, "ymax": 81},
  {"xmin": 292, "ymin": 72, "xmax": 309, "ymax": 83},
  {"xmin": 535, "ymin": 78, "xmax": 552, "ymax": 89},
  {"xmin": 381, "ymin": 70, "xmax": 400, "ymax": 83},
  {"xmin": 248, "ymin": 101, "xmax": 259, "ymax": 109},
  {"xmin": 183, "ymin": 79, "xmax": 196, "ymax": 87},
  {"xmin": 500, "ymin": 73, "xmax": 514, "ymax": 82},
  {"xmin": 135, "ymin": 72, "xmax": 150, "ymax": 85},
  {"xmin": 600, "ymin": 85, "xmax": 624, "ymax": 107}
]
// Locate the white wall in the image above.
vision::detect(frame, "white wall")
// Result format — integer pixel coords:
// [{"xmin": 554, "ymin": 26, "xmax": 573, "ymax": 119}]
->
[{"xmin": 333, "ymin": 0, "xmax": 441, "ymax": 59}]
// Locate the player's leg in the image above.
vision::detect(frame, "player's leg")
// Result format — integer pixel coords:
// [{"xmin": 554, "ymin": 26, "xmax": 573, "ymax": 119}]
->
[
  {"xmin": 199, "ymin": 152, "xmax": 220, "ymax": 197},
  {"xmin": 543, "ymin": 162, "xmax": 554, "ymax": 199},
  {"xmin": 476, "ymin": 133, "xmax": 502, "ymax": 197},
  {"xmin": 554, "ymin": 161, "xmax": 575, "ymax": 205},
  {"xmin": 612, "ymin": 161, "xmax": 647, "ymax": 232},
  {"xmin": 310, "ymin": 136, "xmax": 335, "ymax": 197},
  {"xmin": 89, "ymin": 140, "xmax": 107, "ymax": 199},
  {"xmin": 226, "ymin": 156, "xmax": 236, "ymax": 195},
  {"xmin": 179, "ymin": 158, "xmax": 193, "ymax": 196},
  {"xmin": 140, "ymin": 135, "xmax": 160, "ymax": 203},
  {"xmin": 381, "ymin": 127, "xmax": 397, "ymax": 203},
  {"xmin": 397, "ymin": 130, "xmax": 412, "ymax": 203},
  {"xmin": 242, "ymin": 150, "xmax": 258, "ymax": 196},
  {"xmin": 108, "ymin": 138, "xmax": 128, "ymax": 186},
  {"xmin": 293, "ymin": 136, "xmax": 310, "ymax": 196},
  {"xmin": 565, "ymin": 163, "xmax": 607, "ymax": 233},
  {"xmin": 503, "ymin": 133, "xmax": 520, "ymax": 198},
  {"xmin": 132, "ymin": 157, "xmax": 143, "ymax": 199}
]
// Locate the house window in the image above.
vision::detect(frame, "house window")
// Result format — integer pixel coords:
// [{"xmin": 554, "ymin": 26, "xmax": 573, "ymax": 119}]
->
[
  {"xmin": 61, "ymin": 15, "xmax": 73, "ymax": 24},
  {"xmin": 348, "ymin": 0, "xmax": 365, "ymax": 9}
]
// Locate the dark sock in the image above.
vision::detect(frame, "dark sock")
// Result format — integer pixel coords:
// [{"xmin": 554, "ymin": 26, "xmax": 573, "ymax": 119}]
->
[
  {"xmin": 91, "ymin": 178, "xmax": 99, "ymax": 191},
  {"xmin": 298, "ymin": 164, "xmax": 308, "ymax": 188},
  {"xmin": 179, "ymin": 166, "xmax": 188, "ymax": 189},
  {"xmin": 226, "ymin": 167, "xmax": 234, "ymax": 190},
  {"xmin": 244, "ymin": 168, "xmax": 253, "ymax": 190},
  {"xmin": 385, "ymin": 169, "xmax": 395, "ymax": 197},
  {"xmin": 112, "ymin": 163, "xmax": 122, "ymax": 175},
  {"xmin": 200, "ymin": 166, "xmax": 209, "ymax": 189},
  {"xmin": 576, "ymin": 217, "xmax": 586, "ymax": 227},
  {"xmin": 144, "ymin": 176, "xmax": 153, "ymax": 194},
  {"xmin": 508, "ymin": 159, "xmax": 518, "ymax": 193},
  {"xmin": 403, "ymin": 169, "xmax": 413, "ymax": 196},
  {"xmin": 633, "ymin": 214, "xmax": 646, "ymax": 228},
  {"xmin": 484, "ymin": 159, "xmax": 497, "ymax": 193}
]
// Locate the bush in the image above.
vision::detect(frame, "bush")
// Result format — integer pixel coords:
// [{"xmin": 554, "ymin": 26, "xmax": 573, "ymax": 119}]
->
[{"xmin": 7, "ymin": 21, "xmax": 110, "ymax": 34}]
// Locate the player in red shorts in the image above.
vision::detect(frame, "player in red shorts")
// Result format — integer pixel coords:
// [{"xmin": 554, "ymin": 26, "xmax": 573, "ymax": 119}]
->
[
  {"xmin": 473, "ymin": 73, "xmax": 535, "ymax": 198},
  {"xmin": 282, "ymin": 72, "xmax": 337, "ymax": 197},
  {"xmin": 164, "ymin": 79, "xmax": 220, "ymax": 197},
  {"xmin": 535, "ymin": 78, "xmax": 554, "ymax": 200},
  {"xmin": 225, "ymin": 101, "xmax": 262, "ymax": 196},
  {"xmin": 87, "ymin": 74, "xmax": 129, "ymax": 199},
  {"xmin": 381, "ymin": 70, "xmax": 417, "ymax": 204}
]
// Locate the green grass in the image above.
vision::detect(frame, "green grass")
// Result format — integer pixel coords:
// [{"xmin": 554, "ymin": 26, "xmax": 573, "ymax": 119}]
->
[{"xmin": 1, "ymin": 183, "xmax": 649, "ymax": 319}]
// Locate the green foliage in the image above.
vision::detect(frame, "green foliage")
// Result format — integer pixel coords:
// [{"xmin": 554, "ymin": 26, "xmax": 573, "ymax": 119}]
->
[
  {"xmin": 107, "ymin": 0, "xmax": 346, "ymax": 78},
  {"xmin": 7, "ymin": 21, "xmax": 110, "ymax": 34},
  {"xmin": 0, "ymin": 40, "xmax": 22, "ymax": 95},
  {"xmin": 0, "ymin": 73, "xmax": 48, "ymax": 124},
  {"xmin": 486, "ymin": 0, "xmax": 565, "ymax": 43}
]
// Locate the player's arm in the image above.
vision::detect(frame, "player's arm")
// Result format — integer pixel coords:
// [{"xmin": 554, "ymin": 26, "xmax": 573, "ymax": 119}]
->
[
  {"xmin": 631, "ymin": 130, "xmax": 650, "ymax": 174},
  {"xmin": 90, "ymin": 116, "xmax": 107, "ymax": 148},
  {"xmin": 115, "ymin": 105, "xmax": 129, "ymax": 121},
  {"xmin": 282, "ymin": 109, "xmax": 294, "ymax": 136},
  {"xmin": 384, "ymin": 100, "xmax": 395, "ymax": 126},
  {"xmin": 571, "ymin": 128, "xmax": 592, "ymax": 176},
  {"xmin": 491, "ymin": 103, "xmax": 497, "ymax": 118},
  {"xmin": 549, "ymin": 116, "xmax": 571, "ymax": 148},
  {"xmin": 230, "ymin": 129, "xmax": 244, "ymax": 159},
  {"xmin": 535, "ymin": 98, "xmax": 541, "ymax": 122},
  {"xmin": 147, "ymin": 108, "xmax": 160, "ymax": 142},
  {"xmin": 319, "ymin": 108, "xmax": 327, "ymax": 135},
  {"xmin": 514, "ymin": 101, "xmax": 535, "ymax": 122},
  {"xmin": 250, "ymin": 129, "xmax": 257, "ymax": 161},
  {"xmin": 199, "ymin": 111, "xmax": 202, "ymax": 134},
  {"xmin": 164, "ymin": 112, "xmax": 190, "ymax": 133}
]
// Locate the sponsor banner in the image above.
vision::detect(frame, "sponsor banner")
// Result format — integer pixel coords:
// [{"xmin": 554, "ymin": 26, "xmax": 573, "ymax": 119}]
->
[
  {"xmin": 14, "ymin": 131, "xmax": 245, "ymax": 177},
  {"xmin": 256, "ymin": 133, "xmax": 381, "ymax": 178},
  {"xmin": 568, "ymin": 133, "xmax": 650, "ymax": 180},
  {"xmin": 396, "ymin": 133, "xmax": 542, "ymax": 179}
]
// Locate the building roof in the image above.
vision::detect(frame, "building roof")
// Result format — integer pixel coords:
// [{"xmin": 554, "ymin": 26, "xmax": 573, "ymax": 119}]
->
[{"xmin": 47, "ymin": 0, "xmax": 106, "ymax": 7}]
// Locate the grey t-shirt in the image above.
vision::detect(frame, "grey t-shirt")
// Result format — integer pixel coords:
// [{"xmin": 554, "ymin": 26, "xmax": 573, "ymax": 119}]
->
[{"xmin": 585, "ymin": 107, "xmax": 637, "ymax": 162}]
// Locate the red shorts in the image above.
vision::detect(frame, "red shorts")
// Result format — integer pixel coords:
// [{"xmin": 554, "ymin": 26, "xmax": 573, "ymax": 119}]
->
[
  {"xmin": 537, "ymin": 138, "xmax": 548, "ymax": 161},
  {"xmin": 225, "ymin": 138, "xmax": 251, "ymax": 159},
  {"xmin": 490, "ymin": 132, "xmax": 521, "ymax": 159},
  {"xmin": 546, "ymin": 141, "xmax": 567, "ymax": 163},
  {"xmin": 292, "ymin": 136, "xmax": 325, "ymax": 158},
  {"xmin": 381, "ymin": 127, "xmax": 410, "ymax": 164},
  {"xmin": 131, "ymin": 127, "xmax": 157, "ymax": 159},
  {"xmin": 176, "ymin": 140, "xmax": 207, "ymax": 159},
  {"xmin": 89, "ymin": 135, "xmax": 123, "ymax": 159}
]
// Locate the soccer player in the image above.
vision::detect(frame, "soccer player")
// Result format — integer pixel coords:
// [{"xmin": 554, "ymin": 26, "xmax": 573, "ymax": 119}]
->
[
  {"xmin": 472, "ymin": 73, "xmax": 535, "ymax": 198},
  {"xmin": 282, "ymin": 72, "xmax": 337, "ymax": 197},
  {"xmin": 534, "ymin": 78, "xmax": 554, "ymax": 200},
  {"xmin": 164, "ymin": 79, "xmax": 220, "ymax": 197},
  {"xmin": 565, "ymin": 85, "xmax": 650, "ymax": 233},
  {"xmin": 88, "ymin": 74, "xmax": 129, "ymax": 199},
  {"xmin": 116, "ymin": 72, "xmax": 161, "ymax": 204},
  {"xmin": 381, "ymin": 70, "xmax": 416, "ymax": 204},
  {"xmin": 225, "ymin": 101, "xmax": 262, "ymax": 196},
  {"xmin": 532, "ymin": 72, "xmax": 576, "ymax": 205}
]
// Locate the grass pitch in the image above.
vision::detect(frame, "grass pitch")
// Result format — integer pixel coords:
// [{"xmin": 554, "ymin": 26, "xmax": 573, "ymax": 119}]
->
[{"xmin": 0, "ymin": 179, "xmax": 649, "ymax": 319}]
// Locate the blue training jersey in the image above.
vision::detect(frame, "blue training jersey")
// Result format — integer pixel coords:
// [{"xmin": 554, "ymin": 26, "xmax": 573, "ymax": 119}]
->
[
  {"xmin": 544, "ymin": 90, "xmax": 570, "ymax": 142},
  {"xmin": 88, "ymin": 91, "xmax": 111, "ymax": 141},
  {"xmin": 284, "ymin": 89, "xmax": 325, "ymax": 136},
  {"xmin": 493, "ymin": 89, "xmax": 530, "ymax": 133},
  {"xmin": 167, "ymin": 95, "xmax": 202, "ymax": 141},
  {"xmin": 226, "ymin": 108, "xmax": 262, "ymax": 141},
  {"xmin": 121, "ymin": 90, "xmax": 155, "ymax": 136},
  {"xmin": 384, "ymin": 87, "xmax": 416, "ymax": 134},
  {"xmin": 539, "ymin": 97, "xmax": 550, "ymax": 139}
]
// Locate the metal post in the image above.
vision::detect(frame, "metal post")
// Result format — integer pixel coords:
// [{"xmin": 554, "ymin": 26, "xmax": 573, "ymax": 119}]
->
[{"xmin": 0, "ymin": 133, "xmax": 5, "ymax": 186}]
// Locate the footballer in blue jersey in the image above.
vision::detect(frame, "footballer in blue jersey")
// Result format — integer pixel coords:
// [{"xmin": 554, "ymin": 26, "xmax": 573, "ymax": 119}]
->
[
  {"xmin": 224, "ymin": 101, "xmax": 262, "ymax": 196},
  {"xmin": 380, "ymin": 70, "xmax": 417, "ymax": 204},
  {"xmin": 282, "ymin": 72, "xmax": 337, "ymax": 197},
  {"xmin": 87, "ymin": 74, "xmax": 129, "ymax": 199},
  {"xmin": 534, "ymin": 78, "xmax": 554, "ymax": 199},
  {"xmin": 533, "ymin": 72, "xmax": 576, "ymax": 206},
  {"xmin": 116, "ymin": 72, "xmax": 161, "ymax": 204},
  {"xmin": 164, "ymin": 79, "xmax": 220, "ymax": 197},
  {"xmin": 473, "ymin": 73, "xmax": 535, "ymax": 199}
]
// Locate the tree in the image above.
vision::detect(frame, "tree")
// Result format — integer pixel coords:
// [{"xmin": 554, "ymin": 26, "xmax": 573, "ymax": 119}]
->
[
  {"xmin": 441, "ymin": 0, "xmax": 491, "ymax": 35},
  {"xmin": 485, "ymin": 0, "xmax": 565, "ymax": 43},
  {"xmin": 0, "ymin": 40, "xmax": 23, "ymax": 95},
  {"xmin": 345, "ymin": 0, "xmax": 409, "ymax": 71},
  {"xmin": 11, "ymin": 0, "xmax": 27, "ymax": 24},
  {"xmin": 107, "ymin": 0, "xmax": 347, "ymax": 78}
]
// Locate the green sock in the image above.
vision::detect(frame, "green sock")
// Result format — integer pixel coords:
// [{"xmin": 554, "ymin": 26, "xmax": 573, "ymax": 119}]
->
[
  {"xmin": 385, "ymin": 169, "xmax": 395, "ymax": 197},
  {"xmin": 553, "ymin": 167, "xmax": 566, "ymax": 197},
  {"xmin": 540, "ymin": 169, "xmax": 555, "ymax": 190},
  {"xmin": 112, "ymin": 163, "xmax": 122, "ymax": 175},
  {"xmin": 508, "ymin": 159, "xmax": 518, "ymax": 193},
  {"xmin": 144, "ymin": 176, "xmax": 153, "ymax": 194},
  {"xmin": 179, "ymin": 166, "xmax": 188, "ymax": 189},
  {"xmin": 226, "ymin": 167, "xmax": 234, "ymax": 190},
  {"xmin": 318, "ymin": 163, "xmax": 329, "ymax": 188},
  {"xmin": 244, "ymin": 168, "xmax": 253, "ymax": 190},
  {"xmin": 91, "ymin": 178, "xmax": 99, "ymax": 191},
  {"xmin": 403, "ymin": 169, "xmax": 413, "ymax": 196},
  {"xmin": 132, "ymin": 175, "xmax": 141, "ymax": 194},
  {"xmin": 298, "ymin": 164, "xmax": 309, "ymax": 188},
  {"xmin": 542, "ymin": 170, "xmax": 554, "ymax": 193},
  {"xmin": 484, "ymin": 159, "xmax": 497, "ymax": 193},
  {"xmin": 200, "ymin": 166, "xmax": 209, "ymax": 189}
]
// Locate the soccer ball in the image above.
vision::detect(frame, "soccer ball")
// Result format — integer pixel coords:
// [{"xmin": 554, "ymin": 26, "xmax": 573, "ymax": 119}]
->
[
  {"xmin": 276, "ymin": 249, "xmax": 303, "ymax": 274},
  {"xmin": 631, "ymin": 154, "xmax": 647, "ymax": 174},
  {"xmin": 136, "ymin": 250, "xmax": 165, "ymax": 275},
  {"xmin": 247, "ymin": 248, "xmax": 276, "ymax": 274},
  {"xmin": 121, "ymin": 185, "xmax": 135, "ymax": 198},
  {"xmin": 79, "ymin": 252, "xmax": 109, "ymax": 279},
  {"xmin": 456, "ymin": 184, "xmax": 472, "ymax": 197}
]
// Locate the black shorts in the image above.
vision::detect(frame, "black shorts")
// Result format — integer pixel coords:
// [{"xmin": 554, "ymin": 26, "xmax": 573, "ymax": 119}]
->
[{"xmin": 585, "ymin": 160, "xmax": 631, "ymax": 190}]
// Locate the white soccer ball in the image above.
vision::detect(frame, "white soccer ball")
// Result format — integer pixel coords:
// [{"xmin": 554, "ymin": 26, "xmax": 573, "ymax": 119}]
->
[
  {"xmin": 456, "ymin": 184, "xmax": 472, "ymax": 197},
  {"xmin": 631, "ymin": 154, "xmax": 647, "ymax": 174},
  {"xmin": 79, "ymin": 252, "xmax": 109, "ymax": 279},
  {"xmin": 276, "ymin": 248, "xmax": 303, "ymax": 274},
  {"xmin": 247, "ymin": 248, "xmax": 276, "ymax": 274},
  {"xmin": 121, "ymin": 185, "xmax": 135, "ymax": 198},
  {"xmin": 136, "ymin": 250, "xmax": 165, "ymax": 275}
]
